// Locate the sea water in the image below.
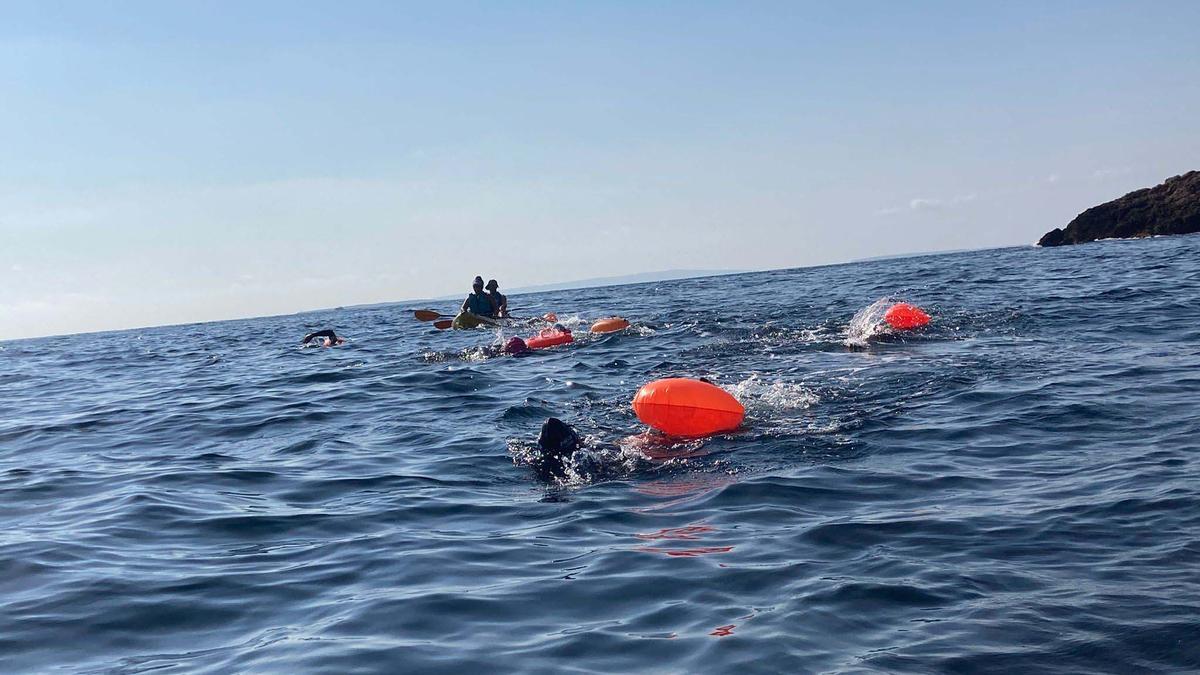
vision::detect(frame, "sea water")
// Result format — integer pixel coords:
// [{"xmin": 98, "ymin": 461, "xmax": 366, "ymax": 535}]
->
[{"xmin": 2, "ymin": 236, "xmax": 1198, "ymax": 672}]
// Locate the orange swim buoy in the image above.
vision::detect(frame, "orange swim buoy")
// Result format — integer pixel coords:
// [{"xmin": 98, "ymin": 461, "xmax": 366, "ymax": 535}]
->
[
  {"xmin": 883, "ymin": 303, "xmax": 931, "ymax": 330},
  {"xmin": 632, "ymin": 378, "xmax": 745, "ymax": 437},
  {"xmin": 590, "ymin": 317, "xmax": 630, "ymax": 334}
]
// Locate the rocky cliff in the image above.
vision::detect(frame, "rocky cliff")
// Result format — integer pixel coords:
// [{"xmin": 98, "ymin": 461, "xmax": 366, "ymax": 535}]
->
[{"xmin": 1039, "ymin": 171, "xmax": 1200, "ymax": 246}]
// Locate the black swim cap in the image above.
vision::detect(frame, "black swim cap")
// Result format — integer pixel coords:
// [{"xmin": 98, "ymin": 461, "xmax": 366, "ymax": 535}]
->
[
  {"xmin": 538, "ymin": 418, "xmax": 579, "ymax": 455},
  {"xmin": 473, "ymin": 276, "xmax": 484, "ymax": 287},
  {"xmin": 486, "ymin": 279, "xmax": 499, "ymax": 290}
]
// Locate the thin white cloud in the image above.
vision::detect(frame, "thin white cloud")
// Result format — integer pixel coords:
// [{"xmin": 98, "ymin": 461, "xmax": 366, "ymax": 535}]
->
[
  {"xmin": 1093, "ymin": 166, "xmax": 1134, "ymax": 179},
  {"xmin": 877, "ymin": 193, "xmax": 976, "ymax": 216}
]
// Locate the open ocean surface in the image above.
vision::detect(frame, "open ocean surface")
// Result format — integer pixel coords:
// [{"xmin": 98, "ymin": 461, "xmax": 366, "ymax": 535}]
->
[{"xmin": 2, "ymin": 235, "xmax": 1199, "ymax": 674}]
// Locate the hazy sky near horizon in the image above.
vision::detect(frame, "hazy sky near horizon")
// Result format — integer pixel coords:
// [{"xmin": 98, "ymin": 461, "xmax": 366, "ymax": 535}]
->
[{"xmin": 3, "ymin": 1, "xmax": 1199, "ymax": 339}]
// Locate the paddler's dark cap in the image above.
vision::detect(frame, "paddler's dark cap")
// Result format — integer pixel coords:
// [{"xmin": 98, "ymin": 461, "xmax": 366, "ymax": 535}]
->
[
  {"xmin": 473, "ymin": 276, "xmax": 484, "ymax": 287},
  {"xmin": 486, "ymin": 279, "xmax": 499, "ymax": 290}
]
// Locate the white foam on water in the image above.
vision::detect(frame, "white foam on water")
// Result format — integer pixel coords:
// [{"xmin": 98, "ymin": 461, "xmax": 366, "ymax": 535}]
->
[
  {"xmin": 554, "ymin": 314, "xmax": 586, "ymax": 330},
  {"xmin": 724, "ymin": 374, "xmax": 820, "ymax": 414},
  {"xmin": 844, "ymin": 296, "xmax": 894, "ymax": 347},
  {"xmin": 460, "ymin": 347, "xmax": 491, "ymax": 362},
  {"xmin": 619, "ymin": 432, "xmax": 709, "ymax": 462}
]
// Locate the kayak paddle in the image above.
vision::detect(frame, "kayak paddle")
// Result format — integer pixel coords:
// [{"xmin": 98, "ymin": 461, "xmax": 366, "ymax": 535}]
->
[{"xmin": 414, "ymin": 309, "xmax": 452, "ymax": 322}]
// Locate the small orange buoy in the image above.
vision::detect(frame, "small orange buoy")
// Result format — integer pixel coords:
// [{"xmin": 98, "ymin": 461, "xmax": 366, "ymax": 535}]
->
[
  {"xmin": 632, "ymin": 378, "xmax": 745, "ymax": 437},
  {"xmin": 590, "ymin": 317, "xmax": 630, "ymax": 334},
  {"xmin": 884, "ymin": 303, "xmax": 931, "ymax": 330}
]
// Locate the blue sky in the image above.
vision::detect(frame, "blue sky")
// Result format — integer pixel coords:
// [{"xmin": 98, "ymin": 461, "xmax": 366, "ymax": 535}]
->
[{"xmin": 2, "ymin": 1, "xmax": 1198, "ymax": 339}]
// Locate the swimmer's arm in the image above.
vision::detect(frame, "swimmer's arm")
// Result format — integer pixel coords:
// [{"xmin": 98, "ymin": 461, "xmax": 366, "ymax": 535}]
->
[{"xmin": 302, "ymin": 329, "xmax": 338, "ymax": 345}]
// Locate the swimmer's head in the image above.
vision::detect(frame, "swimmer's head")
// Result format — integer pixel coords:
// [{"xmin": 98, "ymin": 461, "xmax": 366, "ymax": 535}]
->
[
  {"xmin": 537, "ymin": 417, "xmax": 579, "ymax": 456},
  {"xmin": 503, "ymin": 336, "xmax": 528, "ymax": 355}
]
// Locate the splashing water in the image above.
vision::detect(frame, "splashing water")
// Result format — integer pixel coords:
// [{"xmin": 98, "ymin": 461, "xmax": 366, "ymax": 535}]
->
[
  {"xmin": 508, "ymin": 435, "xmax": 647, "ymax": 486},
  {"xmin": 725, "ymin": 374, "xmax": 820, "ymax": 414},
  {"xmin": 844, "ymin": 296, "xmax": 894, "ymax": 347}
]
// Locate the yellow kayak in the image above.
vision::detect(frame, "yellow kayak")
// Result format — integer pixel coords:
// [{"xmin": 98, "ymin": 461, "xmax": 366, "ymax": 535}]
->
[{"xmin": 451, "ymin": 312, "xmax": 499, "ymax": 329}]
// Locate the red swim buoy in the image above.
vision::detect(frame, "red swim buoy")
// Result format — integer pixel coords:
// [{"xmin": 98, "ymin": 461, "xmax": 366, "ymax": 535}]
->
[
  {"xmin": 526, "ymin": 327, "xmax": 573, "ymax": 350},
  {"xmin": 632, "ymin": 378, "xmax": 745, "ymax": 437},
  {"xmin": 884, "ymin": 303, "xmax": 931, "ymax": 330}
]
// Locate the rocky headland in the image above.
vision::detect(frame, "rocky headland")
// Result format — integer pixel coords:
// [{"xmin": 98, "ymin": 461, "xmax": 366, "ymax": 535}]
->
[{"xmin": 1039, "ymin": 171, "xmax": 1200, "ymax": 246}]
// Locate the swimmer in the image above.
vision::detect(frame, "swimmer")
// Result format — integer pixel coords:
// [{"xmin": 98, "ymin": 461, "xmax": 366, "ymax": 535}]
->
[
  {"xmin": 533, "ymin": 417, "xmax": 582, "ymax": 479},
  {"xmin": 481, "ymin": 336, "xmax": 530, "ymax": 358},
  {"xmin": 301, "ymin": 329, "xmax": 345, "ymax": 347}
]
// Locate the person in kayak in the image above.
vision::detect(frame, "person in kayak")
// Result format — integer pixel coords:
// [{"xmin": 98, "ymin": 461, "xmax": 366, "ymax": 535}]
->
[
  {"xmin": 461, "ymin": 276, "xmax": 498, "ymax": 318},
  {"xmin": 302, "ymin": 329, "xmax": 345, "ymax": 347},
  {"xmin": 485, "ymin": 279, "xmax": 509, "ymax": 318}
]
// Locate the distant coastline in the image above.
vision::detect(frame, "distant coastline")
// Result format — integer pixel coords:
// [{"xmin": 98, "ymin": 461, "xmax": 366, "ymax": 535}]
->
[
  {"xmin": 503, "ymin": 269, "xmax": 746, "ymax": 295},
  {"xmin": 850, "ymin": 247, "xmax": 986, "ymax": 264}
]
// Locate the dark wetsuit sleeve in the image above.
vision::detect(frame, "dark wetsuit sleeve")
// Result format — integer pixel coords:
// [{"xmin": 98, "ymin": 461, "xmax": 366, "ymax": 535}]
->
[{"xmin": 302, "ymin": 329, "xmax": 338, "ymax": 344}]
